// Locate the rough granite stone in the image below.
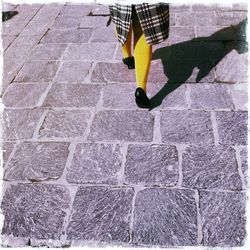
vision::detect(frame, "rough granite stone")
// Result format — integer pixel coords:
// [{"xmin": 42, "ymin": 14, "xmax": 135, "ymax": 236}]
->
[
  {"xmin": 200, "ymin": 191, "xmax": 246, "ymax": 247},
  {"xmin": 4, "ymin": 142, "xmax": 69, "ymax": 181},
  {"xmin": 1, "ymin": 142, "xmax": 15, "ymax": 166},
  {"xmin": 161, "ymin": 110, "xmax": 214, "ymax": 144},
  {"xmin": 59, "ymin": 4, "xmax": 92, "ymax": 16},
  {"xmin": 216, "ymin": 111, "xmax": 247, "ymax": 145},
  {"xmin": 228, "ymin": 84, "xmax": 248, "ymax": 110},
  {"xmin": 90, "ymin": 27, "xmax": 117, "ymax": 43},
  {"xmin": 39, "ymin": 110, "xmax": 91, "ymax": 138},
  {"xmin": 3, "ymin": 109, "xmax": 44, "ymax": 140},
  {"xmin": 168, "ymin": 26, "xmax": 195, "ymax": 43},
  {"xmin": 52, "ymin": 16, "xmax": 82, "ymax": 29},
  {"xmin": 133, "ymin": 188, "xmax": 197, "ymax": 246},
  {"xmin": 2, "ymin": 35, "xmax": 16, "ymax": 51},
  {"xmin": 125, "ymin": 144, "xmax": 179, "ymax": 186},
  {"xmin": 20, "ymin": 21, "xmax": 49, "ymax": 37},
  {"xmin": 1, "ymin": 184, "xmax": 70, "ymax": 239},
  {"xmin": 182, "ymin": 145, "xmax": 242, "ymax": 190},
  {"xmin": 88, "ymin": 110, "xmax": 154, "ymax": 142},
  {"xmin": 80, "ymin": 16, "xmax": 109, "ymax": 28},
  {"xmin": 217, "ymin": 12, "xmax": 247, "ymax": 26},
  {"xmin": 240, "ymin": 147, "xmax": 248, "ymax": 188},
  {"xmin": 66, "ymin": 186, "xmax": 134, "ymax": 243},
  {"xmin": 92, "ymin": 4, "xmax": 110, "ymax": 15},
  {"xmin": 67, "ymin": 143, "xmax": 122, "ymax": 184}
]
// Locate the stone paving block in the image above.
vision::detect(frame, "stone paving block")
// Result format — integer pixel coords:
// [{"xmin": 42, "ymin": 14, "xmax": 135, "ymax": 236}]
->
[
  {"xmin": 91, "ymin": 62, "xmax": 135, "ymax": 83},
  {"xmin": 191, "ymin": 4, "xmax": 218, "ymax": 11},
  {"xmin": 64, "ymin": 43, "xmax": 116, "ymax": 61},
  {"xmin": 67, "ymin": 143, "xmax": 122, "ymax": 184},
  {"xmin": 3, "ymin": 109, "xmax": 44, "ymax": 140},
  {"xmin": 59, "ymin": 4, "xmax": 92, "ymax": 16},
  {"xmin": 89, "ymin": 110, "xmax": 154, "ymax": 142},
  {"xmin": 1, "ymin": 142, "xmax": 15, "ymax": 166},
  {"xmin": 92, "ymin": 4, "xmax": 110, "ymax": 15},
  {"xmin": 38, "ymin": 110, "xmax": 91, "ymax": 138},
  {"xmin": 54, "ymin": 61, "xmax": 92, "ymax": 82},
  {"xmin": 80, "ymin": 16, "xmax": 109, "ymax": 28},
  {"xmin": 161, "ymin": 110, "xmax": 214, "ymax": 144},
  {"xmin": 90, "ymin": 27, "xmax": 117, "ymax": 43},
  {"xmin": 217, "ymin": 12, "xmax": 247, "ymax": 26},
  {"xmin": 240, "ymin": 147, "xmax": 248, "ymax": 188},
  {"xmin": 232, "ymin": 3, "xmax": 248, "ymax": 11},
  {"xmin": 2, "ymin": 35, "xmax": 16, "ymax": 51},
  {"xmin": 216, "ymin": 111, "xmax": 247, "ymax": 145},
  {"xmin": 42, "ymin": 28, "xmax": 93, "ymax": 43},
  {"xmin": 170, "ymin": 4, "xmax": 191, "ymax": 12},
  {"xmin": 200, "ymin": 191, "xmax": 246, "ymax": 247},
  {"xmin": 125, "ymin": 144, "xmax": 179, "ymax": 186},
  {"xmin": 229, "ymin": 84, "xmax": 248, "ymax": 110},
  {"xmin": 14, "ymin": 61, "xmax": 60, "ymax": 82},
  {"xmin": 4, "ymin": 142, "xmax": 69, "ymax": 181},
  {"xmin": 195, "ymin": 26, "xmax": 232, "ymax": 39},
  {"xmin": 66, "ymin": 186, "xmax": 134, "ymax": 242},
  {"xmin": 176, "ymin": 12, "xmax": 217, "ymax": 26},
  {"xmin": 167, "ymin": 26, "xmax": 195, "ymax": 43},
  {"xmin": 189, "ymin": 84, "xmax": 234, "ymax": 109},
  {"xmin": 2, "ymin": 3, "xmax": 17, "ymax": 11},
  {"xmin": 182, "ymin": 145, "xmax": 242, "ymax": 190},
  {"xmin": 43, "ymin": 84, "xmax": 101, "ymax": 107},
  {"xmin": 1, "ymin": 184, "xmax": 70, "ymax": 239},
  {"xmin": 2, "ymin": 83, "xmax": 49, "ymax": 107},
  {"xmin": 186, "ymin": 66, "xmax": 216, "ymax": 83},
  {"xmin": 20, "ymin": 21, "xmax": 50, "ymax": 37},
  {"xmin": 29, "ymin": 43, "xmax": 68, "ymax": 61},
  {"xmin": 215, "ymin": 50, "xmax": 248, "ymax": 84},
  {"xmin": 147, "ymin": 61, "xmax": 168, "ymax": 83},
  {"xmin": 52, "ymin": 16, "xmax": 82, "ymax": 29},
  {"xmin": 133, "ymin": 188, "xmax": 197, "ymax": 246}
]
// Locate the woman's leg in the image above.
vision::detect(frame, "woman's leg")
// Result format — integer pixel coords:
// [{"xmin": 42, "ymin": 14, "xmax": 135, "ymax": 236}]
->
[{"xmin": 121, "ymin": 26, "xmax": 133, "ymax": 58}]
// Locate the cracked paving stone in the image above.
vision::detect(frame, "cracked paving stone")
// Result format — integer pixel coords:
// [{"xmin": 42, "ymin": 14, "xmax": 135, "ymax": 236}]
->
[
  {"xmin": 182, "ymin": 145, "xmax": 242, "ymax": 190},
  {"xmin": 1, "ymin": 142, "xmax": 16, "ymax": 167},
  {"xmin": 67, "ymin": 143, "xmax": 123, "ymax": 184},
  {"xmin": 133, "ymin": 188, "xmax": 197, "ymax": 246},
  {"xmin": 216, "ymin": 111, "xmax": 247, "ymax": 145},
  {"xmin": 3, "ymin": 109, "xmax": 44, "ymax": 140},
  {"xmin": 4, "ymin": 142, "xmax": 70, "ymax": 182},
  {"xmin": 240, "ymin": 147, "xmax": 248, "ymax": 188},
  {"xmin": 125, "ymin": 144, "xmax": 179, "ymax": 186},
  {"xmin": 39, "ymin": 110, "xmax": 91, "ymax": 138},
  {"xmin": 1, "ymin": 184, "xmax": 70, "ymax": 239},
  {"xmin": 200, "ymin": 191, "xmax": 246, "ymax": 247},
  {"xmin": 66, "ymin": 186, "xmax": 134, "ymax": 243},
  {"xmin": 161, "ymin": 110, "xmax": 214, "ymax": 144},
  {"xmin": 88, "ymin": 110, "xmax": 154, "ymax": 142}
]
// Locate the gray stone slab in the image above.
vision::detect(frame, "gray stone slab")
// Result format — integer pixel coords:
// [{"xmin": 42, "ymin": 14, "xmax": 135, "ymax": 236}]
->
[
  {"xmin": 1, "ymin": 142, "xmax": 15, "ymax": 166},
  {"xmin": 2, "ymin": 35, "xmax": 16, "ymax": 51},
  {"xmin": 191, "ymin": 4, "xmax": 218, "ymax": 11},
  {"xmin": 170, "ymin": 4, "xmax": 191, "ymax": 12},
  {"xmin": 80, "ymin": 16, "xmax": 109, "ymax": 28},
  {"xmin": 229, "ymin": 84, "xmax": 248, "ymax": 110},
  {"xmin": 89, "ymin": 110, "xmax": 154, "ymax": 142},
  {"xmin": 64, "ymin": 43, "xmax": 116, "ymax": 60},
  {"xmin": 67, "ymin": 143, "xmax": 122, "ymax": 184},
  {"xmin": 167, "ymin": 26, "xmax": 195, "ymax": 43},
  {"xmin": 29, "ymin": 43, "xmax": 68, "ymax": 61},
  {"xmin": 182, "ymin": 145, "xmax": 242, "ymax": 190},
  {"xmin": 125, "ymin": 144, "xmax": 179, "ymax": 186},
  {"xmin": 38, "ymin": 110, "xmax": 91, "ymax": 138},
  {"xmin": 3, "ymin": 109, "xmax": 44, "ymax": 140},
  {"xmin": 52, "ymin": 16, "xmax": 82, "ymax": 29},
  {"xmin": 195, "ymin": 26, "xmax": 230, "ymax": 39},
  {"xmin": 43, "ymin": 84, "xmax": 101, "ymax": 107},
  {"xmin": 200, "ymin": 191, "xmax": 246, "ymax": 247},
  {"xmin": 59, "ymin": 4, "xmax": 92, "ymax": 16},
  {"xmin": 161, "ymin": 110, "xmax": 214, "ymax": 144},
  {"xmin": 189, "ymin": 84, "xmax": 234, "ymax": 109},
  {"xmin": 91, "ymin": 62, "xmax": 136, "ymax": 83},
  {"xmin": 133, "ymin": 188, "xmax": 197, "ymax": 246},
  {"xmin": 216, "ymin": 111, "xmax": 247, "ymax": 145},
  {"xmin": 147, "ymin": 61, "xmax": 168, "ymax": 83},
  {"xmin": 4, "ymin": 142, "xmax": 69, "ymax": 181},
  {"xmin": 20, "ymin": 21, "xmax": 49, "ymax": 37},
  {"xmin": 66, "ymin": 186, "xmax": 134, "ymax": 243},
  {"xmin": 217, "ymin": 12, "xmax": 247, "ymax": 26},
  {"xmin": 54, "ymin": 61, "xmax": 92, "ymax": 82},
  {"xmin": 14, "ymin": 61, "xmax": 60, "ymax": 82},
  {"xmin": 92, "ymin": 4, "xmax": 110, "ymax": 15},
  {"xmin": 90, "ymin": 27, "xmax": 117, "ymax": 43},
  {"xmin": 42, "ymin": 28, "xmax": 93, "ymax": 43},
  {"xmin": 1, "ymin": 184, "xmax": 70, "ymax": 239},
  {"xmin": 240, "ymin": 147, "xmax": 248, "ymax": 188},
  {"xmin": 2, "ymin": 83, "xmax": 49, "ymax": 107}
]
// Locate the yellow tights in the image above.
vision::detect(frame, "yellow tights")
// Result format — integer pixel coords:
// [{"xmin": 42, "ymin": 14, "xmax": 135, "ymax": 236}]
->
[{"xmin": 121, "ymin": 7, "xmax": 152, "ymax": 92}]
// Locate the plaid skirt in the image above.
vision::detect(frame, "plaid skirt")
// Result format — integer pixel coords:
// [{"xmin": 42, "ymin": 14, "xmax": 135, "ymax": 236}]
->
[{"xmin": 109, "ymin": 3, "xmax": 169, "ymax": 46}]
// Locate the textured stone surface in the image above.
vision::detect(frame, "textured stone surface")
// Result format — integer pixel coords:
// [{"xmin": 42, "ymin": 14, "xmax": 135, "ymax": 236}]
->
[
  {"xmin": 90, "ymin": 27, "xmax": 117, "ymax": 43},
  {"xmin": 4, "ymin": 142, "xmax": 69, "ymax": 181},
  {"xmin": 240, "ymin": 147, "xmax": 248, "ymax": 188},
  {"xmin": 133, "ymin": 188, "xmax": 197, "ymax": 246},
  {"xmin": 89, "ymin": 110, "xmax": 154, "ymax": 142},
  {"xmin": 217, "ymin": 12, "xmax": 247, "ymax": 26},
  {"xmin": 60, "ymin": 4, "xmax": 92, "ymax": 16},
  {"xmin": 80, "ymin": 16, "xmax": 109, "ymax": 28},
  {"xmin": 14, "ymin": 61, "xmax": 60, "ymax": 82},
  {"xmin": 168, "ymin": 27, "xmax": 195, "ymax": 43},
  {"xmin": 200, "ymin": 191, "xmax": 246, "ymax": 247},
  {"xmin": 2, "ymin": 35, "xmax": 16, "ymax": 51},
  {"xmin": 42, "ymin": 28, "xmax": 93, "ymax": 43},
  {"xmin": 182, "ymin": 145, "xmax": 242, "ymax": 190},
  {"xmin": 189, "ymin": 84, "xmax": 234, "ymax": 109},
  {"xmin": 2, "ymin": 83, "xmax": 49, "ymax": 107},
  {"xmin": 67, "ymin": 143, "xmax": 122, "ymax": 184},
  {"xmin": 176, "ymin": 12, "xmax": 217, "ymax": 26},
  {"xmin": 52, "ymin": 16, "xmax": 82, "ymax": 29},
  {"xmin": 66, "ymin": 186, "xmax": 134, "ymax": 242},
  {"xmin": 1, "ymin": 142, "xmax": 15, "ymax": 166},
  {"xmin": 64, "ymin": 43, "xmax": 116, "ymax": 61},
  {"xmin": 216, "ymin": 111, "xmax": 247, "ymax": 145},
  {"xmin": 54, "ymin": 61, "xmax": 92, "ymax": 82},
  {"xmin": 39, "ymin": 110, "xmax": 91, "ymax": 138},
  {"xmin": 125, "ymin": 144, "xmax": 179, "ymax": 186},
  {"xmin": 229, "ymin": 84, "xmax": 248, "ymax": 110},
  {"xmin": 91, "ymin": 62, "xmax": 136, "ymax": 83},
  {"xmin": 1, "ymin": 184, "xmax": 70, "ymax": 239},
  {"xmin": 3, "ymin": 109, "xmax": 44, "ymax": 140},
  {"xmin": 20, "ymin": 21, "xmax": 49, "ymax": 37},
  {"xmin": 92, "ymin": 4, "xmax": 110, "ymax": 15},
  {"xmin": 147, "ymin": 61, "xmax": 167, "ymax": 83},
  {"xmin": 43, "ymin": 84, "xmax": 101, "ymax": 107},
  {"xmin": 161, "ymin": 110, "xmax": 214, "ymax": 144}
]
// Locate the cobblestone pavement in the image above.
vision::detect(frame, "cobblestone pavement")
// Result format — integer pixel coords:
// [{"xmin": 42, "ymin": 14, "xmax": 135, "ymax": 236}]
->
[{"xmin": 0, "ymin": 2, "xmax": 248, "ymax": 248}]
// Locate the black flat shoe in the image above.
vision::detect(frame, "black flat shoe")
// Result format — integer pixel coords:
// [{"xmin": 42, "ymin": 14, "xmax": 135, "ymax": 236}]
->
[
  {"xmin": 135, "ymin": 87, "xmax": 150, "ymax": 109},
  {"xmin": 122, "ymin": 56, "xmax": 135, "ymax": 69}
]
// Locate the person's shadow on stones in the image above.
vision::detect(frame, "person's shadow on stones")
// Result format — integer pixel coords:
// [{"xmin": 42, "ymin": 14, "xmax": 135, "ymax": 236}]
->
[{"xmin": 150, "ymin": 19, "xmax": 248, "ymax": 110}]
